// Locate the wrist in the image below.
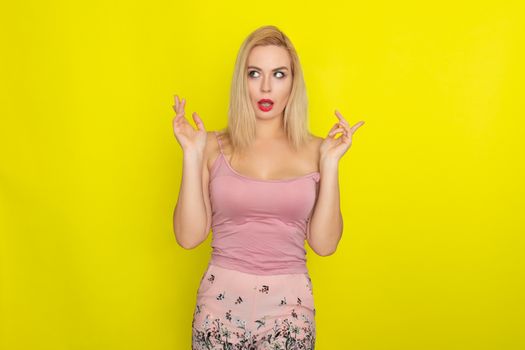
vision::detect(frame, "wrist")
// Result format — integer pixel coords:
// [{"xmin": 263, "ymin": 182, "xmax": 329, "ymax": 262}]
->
[
  {"xmin": 320, "ymin": 156, "xmax": 339, "ymax": 169},
  {"xmin": 183, "ymin": 149, "xmax": 204, "ymax": 162}
]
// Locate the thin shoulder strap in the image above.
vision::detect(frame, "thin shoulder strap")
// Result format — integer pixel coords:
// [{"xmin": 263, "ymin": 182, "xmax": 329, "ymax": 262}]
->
[{"xmin": 214, "ymin": 131, "xmax": 224, "ymax": 155}]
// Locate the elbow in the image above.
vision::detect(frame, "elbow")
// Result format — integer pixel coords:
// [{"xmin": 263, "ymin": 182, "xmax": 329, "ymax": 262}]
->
[
  {"xmin": 174, "ymin": 233, "xmax": 195, "ymax": 250},
  {"xmin": 316, "ymin": 247, "xmax": 337, "ymax": 257},
  {"xmin": 318, "ymin": 229, "xmax": 343, "ymax": 256},
  {"xmin": 310, "ymin": 241, "xmax": 338, "ymax": 257},
  {"xmin": 174, "ymin": 227, "xmax": 210, "ymax": 250},
  {"xmin": 310, "ymin": 236, "xmax": 340, "ymax": 257},
  {"xmin": 178, "ymin": 240, "xmax": 197, "ymax": 250},
  {"xmin": 176, "ymin": 236, "xmax": 202, "ymax": 250}
]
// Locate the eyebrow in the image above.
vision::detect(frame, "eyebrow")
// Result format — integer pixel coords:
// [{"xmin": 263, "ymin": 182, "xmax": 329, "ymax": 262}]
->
[{"xmin": 247, "ymin": 65, "xmax": 289, "ymax": 71}]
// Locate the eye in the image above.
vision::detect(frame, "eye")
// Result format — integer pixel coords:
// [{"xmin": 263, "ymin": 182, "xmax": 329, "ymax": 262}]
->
[
  {"xmin": 247, "ymin": 70, "xmax": 286, "ymax": 79},
  {"xmin": 248, "ymin": 70, "xmax": 260, "ymax": 78}
]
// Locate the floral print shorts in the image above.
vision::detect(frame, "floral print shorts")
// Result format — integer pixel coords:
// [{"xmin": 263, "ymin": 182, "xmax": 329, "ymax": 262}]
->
[{"xmin": 192, "ymin": 263, "xmax": 316, "ymax": 349}]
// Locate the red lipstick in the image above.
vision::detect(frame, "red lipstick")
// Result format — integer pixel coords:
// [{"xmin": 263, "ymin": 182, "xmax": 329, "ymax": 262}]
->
[{"xmin": 257, "ymin": 99, "xmax": 274, "ymax": 112}]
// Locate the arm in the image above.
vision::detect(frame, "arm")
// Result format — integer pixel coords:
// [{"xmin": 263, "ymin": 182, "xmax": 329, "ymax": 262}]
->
[
  {"xmin": 306, "ymin": 110, "xmax": 364, "ymax": 256},
  {"xmin": 172, "ymin": 112, "xmax": 214, "ymax": 250},
  {"xmin": 171, "ymin": 95, "xmax": 212, "ymax": 249},
  {"xmin": 173, "ymin": 150, "xmax": 209, "ymax": 249},
  {"xmin": 307, "ymin": 157, "xmax": 343, "ymax": 256}
]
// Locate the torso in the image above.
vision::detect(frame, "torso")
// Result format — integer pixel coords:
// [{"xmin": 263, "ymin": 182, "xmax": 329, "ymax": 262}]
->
[{"xmin": 207, "ymin": 131, "xmax": 322, "ymax": 181}]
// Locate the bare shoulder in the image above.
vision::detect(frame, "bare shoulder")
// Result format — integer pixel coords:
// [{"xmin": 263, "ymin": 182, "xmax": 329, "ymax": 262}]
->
[
  {"xmin": 307, "ymin": 134, "xmax": 324, "ymax": 155},
  {"xmin": 309, "ymin": 134, "xmax": 323, "ymax": 145},
  {"xmin": 305, "ymin": 134, "xmax": 323, "ymax": 172}
]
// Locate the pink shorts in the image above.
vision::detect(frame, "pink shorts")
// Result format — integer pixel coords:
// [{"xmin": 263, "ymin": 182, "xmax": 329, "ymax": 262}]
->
[{"xmin": 191, "ymin": 263, "xmax": 316, "ymax": 349}]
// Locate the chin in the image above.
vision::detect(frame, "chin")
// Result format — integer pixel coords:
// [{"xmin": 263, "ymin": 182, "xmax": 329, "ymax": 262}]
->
[
  {"xmin": 256, "ymin": 112, "xmax": 279, "ymax": 120},
  {"xmin": 254, "ymin": 107, "xmax": 282, "ymax": 118}
]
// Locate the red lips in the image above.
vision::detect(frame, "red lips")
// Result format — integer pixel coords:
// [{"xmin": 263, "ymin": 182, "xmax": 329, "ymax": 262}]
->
[{"xmin": 257, "ymin": 99, "xmax": 274, "ymax": 112}]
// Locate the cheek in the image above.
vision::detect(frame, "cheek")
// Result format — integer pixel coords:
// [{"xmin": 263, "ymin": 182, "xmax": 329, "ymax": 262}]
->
[
  {"xmin": 277, "ymin": 83, "xmax": 292, "ymax": 103},
  {"xmin": 247, "ymin": 81, "xmax": 257, "ymax": 100}
]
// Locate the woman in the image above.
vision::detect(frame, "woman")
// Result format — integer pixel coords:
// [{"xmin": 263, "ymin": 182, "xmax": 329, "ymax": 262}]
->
[{"xmin": 172, "ymin": 25, "xmax": 364, "ymax": 350}]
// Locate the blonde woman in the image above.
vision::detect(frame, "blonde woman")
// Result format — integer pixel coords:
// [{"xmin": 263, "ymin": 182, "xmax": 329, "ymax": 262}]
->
[{"xmin": 172, "ymin": 25, "xmax": 364, "ymax": 349}]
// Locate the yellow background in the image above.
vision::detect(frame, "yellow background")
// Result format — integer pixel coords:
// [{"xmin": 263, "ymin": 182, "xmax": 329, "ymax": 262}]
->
[{"xmin": 1, "ymin": 0, "xmax": 524, "ymax": 349}]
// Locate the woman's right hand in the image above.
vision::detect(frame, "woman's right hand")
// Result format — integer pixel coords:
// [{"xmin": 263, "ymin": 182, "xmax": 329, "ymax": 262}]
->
[{"xmin": 172, "ymin": 94, "xmax": 207, "ymax": 155}]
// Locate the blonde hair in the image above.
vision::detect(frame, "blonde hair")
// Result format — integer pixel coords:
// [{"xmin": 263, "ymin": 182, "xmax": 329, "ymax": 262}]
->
[{"xmin": 221, "ymin": 25, "xmax": 312, "ymax": 157}]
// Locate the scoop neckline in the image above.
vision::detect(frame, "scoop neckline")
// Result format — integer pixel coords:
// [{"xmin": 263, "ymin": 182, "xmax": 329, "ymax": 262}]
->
[{"xmin": 219, "ymin": 153, "xmax": 320, "ymax": 183}]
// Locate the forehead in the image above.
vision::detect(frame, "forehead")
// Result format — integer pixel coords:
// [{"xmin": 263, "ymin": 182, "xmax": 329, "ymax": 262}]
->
[{"xmin": 247, "ymin": 45, "xmax": 290, "ymax": 69}]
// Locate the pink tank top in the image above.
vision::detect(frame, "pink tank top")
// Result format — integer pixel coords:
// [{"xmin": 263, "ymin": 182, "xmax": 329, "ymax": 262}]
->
[{"xmin": 209, "ymin": 131, "xmax": 320, "ymax": 275}]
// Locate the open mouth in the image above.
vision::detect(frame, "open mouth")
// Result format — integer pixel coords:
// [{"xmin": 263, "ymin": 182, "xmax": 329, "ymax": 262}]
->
[
  {"xmin": 258, "ymin": 103, "xmax": 273, "ymax": 111},
  {"xmin": 258, "ymin": 99, "xmax": 274, "ymax": 111}
]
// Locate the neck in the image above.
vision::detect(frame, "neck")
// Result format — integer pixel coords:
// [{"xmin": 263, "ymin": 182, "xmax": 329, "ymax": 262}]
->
[{"xmin": 255, "ymin": 114, "xmax": 286, "ymax": 140}]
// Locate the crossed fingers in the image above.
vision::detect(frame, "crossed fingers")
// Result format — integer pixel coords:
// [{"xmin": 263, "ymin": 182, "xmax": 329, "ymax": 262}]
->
[{"xmin": 328, "ymin": 110, "xmax": 364, "ymax": 137}]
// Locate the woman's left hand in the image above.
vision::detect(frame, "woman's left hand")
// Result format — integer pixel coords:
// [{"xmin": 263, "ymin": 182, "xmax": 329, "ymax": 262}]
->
[{"xmin": 320, "ymin": 110, "xmax": 365, "ymax": 163}]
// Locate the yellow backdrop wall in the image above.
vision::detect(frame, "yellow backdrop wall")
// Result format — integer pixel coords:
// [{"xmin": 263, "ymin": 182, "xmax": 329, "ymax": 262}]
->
[{"xmin": 1, "ymin": 1, "xmax": 524, "ymax": 349}]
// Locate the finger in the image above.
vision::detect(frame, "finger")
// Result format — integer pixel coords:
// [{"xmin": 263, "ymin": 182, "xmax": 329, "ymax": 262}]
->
[
  {"xmin": 173, "ymin": 104, "xmax": 185, "ymax": 118},
  {"xmin": 337, "ymin": 118, "xmax": 360, "ymax": 137},
  {"xmin": 175, "ymin": 95, "xmax": 179, "ymax": 110},
  {"xmin": 329, "ymin": 123, "xmax": 339, "ymax": 131},
  {"xmin": 349, "ymin": 120, "xmax": 365, "ymax": 133},
  {"xmin": 328, "ymin": 127, "xmax": 345, "ymax": 137},
  {"xmin": 192, "ymin": 112, "xmax": 206, "ymax": 131},
  {"xmin": 326, "ymin": 123, "xmax": 340, "ymax": 137},
  {"xmin": 339, "ymin": 121, "xmax": 352, "ymax": 135},
  {"xmin": 176, "ymin": 97, "xmax": 185, "ymax": 114},
  {"xmin": 336, "ymin": 113, "xmax": 349, "ymax": 128},
  {"xmin": 335, "ymin": 110, "xmax": 349, "ymax": 126},
  {"xmin": 329, "ymin": 121, "xmax": 347, "ymax": 133},
  {"xmin": 175, "ymin": 113, "xmax": 185, "ymax": 124},
  {"xmin": 173, "ymin": 105, "xmax": 186, "ymax": 121},
  {"xmin": 334, "ymin": 121, "xmax": 354, "ymax": 137},
  {"xmin": 177, "ymin": 97, "xmax": 184, "ymax": 113},
  {"xmin": 174, "ymin": 97, "xmax": 186, "ymax": 116}
]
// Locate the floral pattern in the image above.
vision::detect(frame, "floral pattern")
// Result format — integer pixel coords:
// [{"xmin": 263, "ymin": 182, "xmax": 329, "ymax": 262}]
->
[{"xmin": 192, "ymin": 268, "xmax": 316, "ymax": 349}]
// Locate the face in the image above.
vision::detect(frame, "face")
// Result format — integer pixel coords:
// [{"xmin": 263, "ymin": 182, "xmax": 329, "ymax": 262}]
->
[{"xmin": 246, "ymin": 45, "xmax": 293, "ymax": 121}]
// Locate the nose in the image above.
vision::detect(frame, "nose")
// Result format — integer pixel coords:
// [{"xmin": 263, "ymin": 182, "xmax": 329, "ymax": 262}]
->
[{"xmin": 261, "ymin": 74, "xmax": 271, "ymax": 92}]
